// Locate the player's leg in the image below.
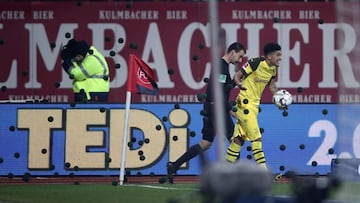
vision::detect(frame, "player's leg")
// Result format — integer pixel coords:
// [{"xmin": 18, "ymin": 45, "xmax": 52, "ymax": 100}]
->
[
  {"xmin": 225, "ymin": 111, "xmax": 235, "ymax": 141},
  {"xmin": 226, "ymin": 122, "xmax": 245, "ymax": 162},
  {"xmin": 167, "ymin": 139, "xmax": 212, "ymax": 183},
  {"xmin": 226, "ymin": 101, "xmax": 248, "ymax": 162},
  {"xmin": 167, "ymin": 103, "xmax": 214, "ymax": 183},
  {"xmin": 239, "ymin": 105, "xmax": 267, "ymax": 168},
  {"xmin": 251, "ymin": 138, "xmax": 266, "ymax": 168}
]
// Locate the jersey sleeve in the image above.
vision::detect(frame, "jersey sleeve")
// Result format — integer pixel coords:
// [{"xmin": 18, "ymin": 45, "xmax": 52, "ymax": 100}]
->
[
  {"xmin": 241, "ymin": 62, "xmax": 253, "ymax": 76},
  {"xmin": 241, "ymin": 57, "xmax": 265, "ymax": 77}
]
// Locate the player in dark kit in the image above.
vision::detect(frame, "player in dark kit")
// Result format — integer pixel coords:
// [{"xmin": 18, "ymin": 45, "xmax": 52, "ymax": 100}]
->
[{"xmin": 166, "ymin": 42, "xmax": 247, "ymax": 183}]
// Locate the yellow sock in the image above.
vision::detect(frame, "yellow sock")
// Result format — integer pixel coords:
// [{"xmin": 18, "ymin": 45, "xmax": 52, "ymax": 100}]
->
[
  {"xmin": 251, "ymin": 141, "xmax": 267, "ymax": 169},
  {"xmin": 226, "ymin": 141, "xmax": 241, "ymax": 163}
]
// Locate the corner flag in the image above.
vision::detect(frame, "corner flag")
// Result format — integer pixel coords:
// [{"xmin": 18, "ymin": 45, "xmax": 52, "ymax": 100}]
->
[
  {"xmin": 127, "ymin": 54, "xmax": 158, "ymax": 95},
  {"xmin": 120, "ymin": 54, "xmax": 158, "ymax": 185}
]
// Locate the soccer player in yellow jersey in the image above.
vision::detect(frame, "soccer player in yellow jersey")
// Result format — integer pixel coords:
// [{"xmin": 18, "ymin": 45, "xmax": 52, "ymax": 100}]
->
[{"xmin": 225, "ymin": 43, "xmax": 283, "ymax": 179}]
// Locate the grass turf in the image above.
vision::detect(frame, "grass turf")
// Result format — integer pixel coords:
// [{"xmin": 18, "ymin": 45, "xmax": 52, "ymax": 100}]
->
[
  {"xmin": 0, "ymin": 181, "xmax": 359, "ymax": 203},
  {"xmin": 0, "ymin": 182, "xmax": 291, "ymax": 203}
]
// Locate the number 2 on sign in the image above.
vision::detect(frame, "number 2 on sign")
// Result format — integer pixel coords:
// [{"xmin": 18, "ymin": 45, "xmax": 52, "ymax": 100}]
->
[{"xmin": 307, "ymin": 120, "xmax": 360, "ymax": 166}]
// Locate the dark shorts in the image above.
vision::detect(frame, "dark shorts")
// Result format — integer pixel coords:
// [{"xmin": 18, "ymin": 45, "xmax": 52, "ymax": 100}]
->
[
  {"xmin": 201, "ymin": 102, "xmax": 235, "ymax": 142},
  {"xmin": 74, "ymin": 92, "xmax": 109, "ymax": 103}
]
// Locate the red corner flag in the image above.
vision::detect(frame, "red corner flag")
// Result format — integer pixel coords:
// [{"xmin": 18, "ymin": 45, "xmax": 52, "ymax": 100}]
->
[{"xmin": 127, "ymin": 54, "xmax": 158, "ymax": 95}]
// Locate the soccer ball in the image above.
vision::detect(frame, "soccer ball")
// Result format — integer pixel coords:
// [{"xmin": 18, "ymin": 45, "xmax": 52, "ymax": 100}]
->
[{"xmin": 273, "ymin": 89, "xmax": 293, "ymax": 108}]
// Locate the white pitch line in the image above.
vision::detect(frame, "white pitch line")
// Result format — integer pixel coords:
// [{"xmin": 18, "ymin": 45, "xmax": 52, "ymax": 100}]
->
[{"xmin": 123, "ymin": 184, "xmax": 195, "ymax": 191}]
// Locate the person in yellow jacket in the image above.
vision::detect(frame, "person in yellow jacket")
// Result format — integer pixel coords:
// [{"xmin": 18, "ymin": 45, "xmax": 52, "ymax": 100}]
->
[{"xmin": 61, "ymin": 39, "xmax": 110, "ymax": 102}]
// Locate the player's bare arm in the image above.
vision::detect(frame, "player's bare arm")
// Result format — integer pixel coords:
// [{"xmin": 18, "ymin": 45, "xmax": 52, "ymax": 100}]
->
[{"xmin": 269, "ymin": 77, "xmax": 278, "ymax": 95}]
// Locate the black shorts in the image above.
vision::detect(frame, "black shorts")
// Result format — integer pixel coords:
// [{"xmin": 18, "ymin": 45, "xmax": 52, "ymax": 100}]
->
[{"xmin": 201, "ymin": 102, "xmax": 234, "ymax": 142}]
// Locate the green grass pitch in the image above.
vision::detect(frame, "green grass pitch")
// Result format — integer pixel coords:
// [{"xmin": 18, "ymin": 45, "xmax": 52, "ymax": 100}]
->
[{"xmin": 0, "ymin": 181, "xmax": 359, "ymax": 203}]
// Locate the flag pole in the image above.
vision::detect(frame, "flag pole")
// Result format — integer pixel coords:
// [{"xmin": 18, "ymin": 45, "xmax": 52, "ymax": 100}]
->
[{"xmin": 119, "ymin": 90, "xmax": 132, "ymax": 185}]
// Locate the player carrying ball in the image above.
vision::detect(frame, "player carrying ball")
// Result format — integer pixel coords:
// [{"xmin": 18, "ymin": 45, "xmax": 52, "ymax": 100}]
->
[{"xmin": 225, "ymin": 42, "xmax": 285, "ymax": 180}]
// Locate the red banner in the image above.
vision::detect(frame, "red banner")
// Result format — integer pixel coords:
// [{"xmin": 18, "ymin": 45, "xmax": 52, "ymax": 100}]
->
[{"xmin": 0, "ymin": 2, "xmax": 359, "ymax": 103}]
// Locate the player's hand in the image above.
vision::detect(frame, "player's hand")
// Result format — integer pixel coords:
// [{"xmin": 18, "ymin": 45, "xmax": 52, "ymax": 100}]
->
[
  {"xmin": 237, "ymin": 83, "xmax": 247, "ymax": 90},
  {"xmin": 278, "ymin": 105, "xmax": 288, "ymax": 111}
]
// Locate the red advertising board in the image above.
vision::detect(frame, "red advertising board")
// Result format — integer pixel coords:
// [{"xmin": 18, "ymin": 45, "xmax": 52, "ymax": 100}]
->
[{"xmin": 0, "ymin": 1, "xmax": 359, "ymax": 103}]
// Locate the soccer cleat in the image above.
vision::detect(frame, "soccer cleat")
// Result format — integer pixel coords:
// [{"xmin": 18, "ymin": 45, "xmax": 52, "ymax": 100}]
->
[
  {"xmin": 274, "ymin": 173, "xmax": 282, "ymax": 181},
  {"xmin": 166, "ymin": 162, "xmax": 176, "ymax": 184}
]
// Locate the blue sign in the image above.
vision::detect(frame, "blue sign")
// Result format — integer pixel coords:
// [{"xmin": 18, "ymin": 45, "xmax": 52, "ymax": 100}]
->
[{"xmin": 0, "ymin": 103, "xmax": 359, "ymax": 177}]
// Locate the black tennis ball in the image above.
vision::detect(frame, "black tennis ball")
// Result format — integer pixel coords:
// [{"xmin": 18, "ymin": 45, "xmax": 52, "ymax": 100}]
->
[
  {"xmin": 112, "ymin": 180, "xmax": 119, "ymax": 186},
  {"xmin": 9, "ymin": 126, "xmax": 15, "ymax": 132},
  {"xmin": 297, "ymin": 87, "xmax": 303, "ymax": 93},
  {"xmin": 168, "ymin": 69, "xmax": 174, "ymax": 75},
  {"xmin": 198, "ymin": 43, "xmax": 205, "ymax": 49},
  {"xmin": 197, "ymin": 94, "xmax": 205, "ymax": 102},
  {"xmin": 322, "ymin": 109, "xmax": 328, "ymax": 115},
  {"xmin": 312, "ymin": 161, "xmax": 318, "ymax": 167},
  {"xmin": 22, "ymin": 70, "xmax": 29, "ymax": 76},
  {"xmin": 14, "ymin": 152, "xmax": 20, "ymax": 158},
  {"xmin": 129, "ymin": 43, "xmax": 138, "ymax": 49},
  {"xmin": 41, "ymin": 148, "xmax": 47, "ymax": 154},
  {"xmin": 259, "ymin": 128, "xmax": 264, "ymax": 134},
  {"xmin": 65, "ymin": 32, "xmax": 71, "ymax": 38},
  {"xmin": 158, "ymin": 176, "xmax": 167, "ymax": 184},
  {"xmin": 1, "ymin": 86, "xmax": 7, "ymax": 92},
  {"xmin": 48, "ymin": 116, "xmax": 54, "ymax": 122},
  {"xmin": 279, "ymin": 144, "xmax": 286, "ymax": 151},
  {"xmin": 156, "ymin": 125, "xmax": 161, "ymax": 130},
  {"xmin": 282, "ymin": 111, "xmax": 288, "ymax": 117}
]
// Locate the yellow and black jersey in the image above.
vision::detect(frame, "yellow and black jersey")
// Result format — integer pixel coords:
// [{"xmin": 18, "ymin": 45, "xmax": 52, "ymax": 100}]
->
[{"xmin": 239, "ymin": 57, "xmax": 277, "ymax": 105}]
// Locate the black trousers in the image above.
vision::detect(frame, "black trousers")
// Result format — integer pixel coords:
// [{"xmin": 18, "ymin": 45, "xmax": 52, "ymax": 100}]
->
[
  {"xmin": 202, "ymin": 102, "xmax": 235, "ymax": 142},
  {"xmin": 74, "ymin": 92, "xmax": 109, "ymax": 103}
]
